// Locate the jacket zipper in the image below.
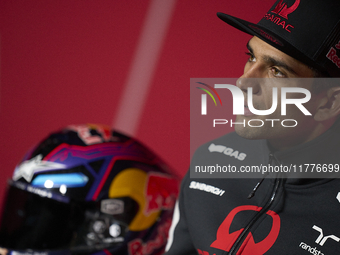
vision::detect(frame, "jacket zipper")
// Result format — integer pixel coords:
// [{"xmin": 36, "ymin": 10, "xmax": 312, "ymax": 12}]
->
[{"xmin": 228, "ymin": 154, "xmax": 282, "ymax": 255}]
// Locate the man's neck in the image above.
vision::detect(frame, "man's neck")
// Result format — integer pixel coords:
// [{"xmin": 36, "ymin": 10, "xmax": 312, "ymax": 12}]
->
[{"xmin": 268, "ymin": 120, "xmax": 335, "ymax": 151}]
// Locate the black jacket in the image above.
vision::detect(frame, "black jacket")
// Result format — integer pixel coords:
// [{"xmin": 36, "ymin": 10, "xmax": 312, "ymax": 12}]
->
[{"xmin": 165, "ymin": 123, "xmax": 340, "ymax": 255}]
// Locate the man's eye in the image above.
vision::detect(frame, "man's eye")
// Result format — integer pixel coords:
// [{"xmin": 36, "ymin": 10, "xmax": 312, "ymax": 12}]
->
[
  {"xmin": 245, "ymin": 52, "xmax": 256, "ymax": 62},
  {"xmin": 271, "ymin": 67, "xmax": 285, "ymax": 77}
]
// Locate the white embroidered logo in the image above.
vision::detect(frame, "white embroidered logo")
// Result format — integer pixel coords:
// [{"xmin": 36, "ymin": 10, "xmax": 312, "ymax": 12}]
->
[{"xmin": 312, "ymin": 225, "xmax": 340, "ymax": 246}]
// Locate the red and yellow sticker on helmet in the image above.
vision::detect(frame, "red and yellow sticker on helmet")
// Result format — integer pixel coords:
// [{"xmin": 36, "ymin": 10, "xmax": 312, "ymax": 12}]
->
[{"xmin": 108, "ymin": 168, "xmax": 178, "ymax": 231}]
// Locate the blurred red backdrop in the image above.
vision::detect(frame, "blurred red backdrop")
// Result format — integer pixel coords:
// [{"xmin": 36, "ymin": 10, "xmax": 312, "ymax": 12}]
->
[{"xmin": 0, "ymin": 0, "xmax": 274, "ymax": 207}]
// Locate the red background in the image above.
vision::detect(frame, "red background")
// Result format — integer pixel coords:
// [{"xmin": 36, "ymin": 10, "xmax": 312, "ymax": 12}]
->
[{"xmin": 0, "ymin": 0, "xmax": 274, "ymax": 204}]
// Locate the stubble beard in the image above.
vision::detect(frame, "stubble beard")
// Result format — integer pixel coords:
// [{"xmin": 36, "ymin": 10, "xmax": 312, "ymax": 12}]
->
[{"xmin": 234, "ymin": 114, "xmax": 277, "ymax": 140}]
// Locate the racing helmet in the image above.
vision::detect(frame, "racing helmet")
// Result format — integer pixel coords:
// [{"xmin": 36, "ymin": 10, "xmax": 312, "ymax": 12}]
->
[{"xmin": 0, "ymin": 124, "xmax": 179, "ymax": 255}]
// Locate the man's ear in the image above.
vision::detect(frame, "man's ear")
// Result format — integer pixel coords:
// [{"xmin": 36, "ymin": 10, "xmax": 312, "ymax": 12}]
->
[{"xmin": 314, "ymin": 87, "xmax": 340, "ymax": 121}]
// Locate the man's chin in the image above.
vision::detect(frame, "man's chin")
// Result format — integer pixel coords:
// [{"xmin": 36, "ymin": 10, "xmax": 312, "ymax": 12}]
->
[
  {"xmin": 234, "ymin": 122, "xmax": 266, "ymax": 140},
  {"xmin": 235, "ymin": 126, "xmax": 257, "ymax": 140}
]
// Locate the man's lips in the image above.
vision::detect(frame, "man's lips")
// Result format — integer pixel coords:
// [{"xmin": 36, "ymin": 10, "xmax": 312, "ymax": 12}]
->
[{"xmin": 243, "ymin": 105, "xmax": 255, "ymax": 116}]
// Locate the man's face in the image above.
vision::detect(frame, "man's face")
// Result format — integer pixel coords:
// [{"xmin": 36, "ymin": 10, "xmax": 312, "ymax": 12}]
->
[{"xmin": 234, "ymin": 36, "xmax": 325, "ymax": 150}]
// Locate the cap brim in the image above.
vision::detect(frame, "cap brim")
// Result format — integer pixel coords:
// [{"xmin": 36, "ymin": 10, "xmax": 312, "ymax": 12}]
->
[{"xmin": 217, "ymin": 12, "xmax": 284, "ymax": 46}]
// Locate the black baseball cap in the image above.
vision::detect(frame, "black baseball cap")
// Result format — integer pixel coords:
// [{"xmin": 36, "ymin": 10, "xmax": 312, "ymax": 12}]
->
[{"xmin": 217, "ymin": 0, "xmax": 340, "ymax": 77}]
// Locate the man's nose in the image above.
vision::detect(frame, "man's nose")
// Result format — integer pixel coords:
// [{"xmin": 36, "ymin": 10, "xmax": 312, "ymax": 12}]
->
[
  {"xmin": 236, "ymin": 77, "xmax": 260, "ymax": 95},
  {"xmin": 237, "ymin": 64, "xmax": 262, "ymax": 94}
]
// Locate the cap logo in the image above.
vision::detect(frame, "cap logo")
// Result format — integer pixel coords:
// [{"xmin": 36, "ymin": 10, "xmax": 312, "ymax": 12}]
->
[
  {"xmin": 326, "ymin": 39, "xmax": 340, "ymax": 69},
  {"xmin": 271, "ymin": 0, "xmax": 300, "ymax": 19},
  {"xmin": 263, "ymin": 0, "xmax": 300, "ymax": 33}
]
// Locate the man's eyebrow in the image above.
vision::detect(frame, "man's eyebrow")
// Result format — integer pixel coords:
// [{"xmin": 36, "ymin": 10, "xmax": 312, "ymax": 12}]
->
[{"xmin": 246, "ymin": 40, "xmax": 298, "ymax": 75}]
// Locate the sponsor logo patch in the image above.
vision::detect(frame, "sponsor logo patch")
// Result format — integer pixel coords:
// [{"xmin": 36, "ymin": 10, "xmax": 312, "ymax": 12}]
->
[{"xmin": 208, "ymin": 143, "xmax": 247, "ymax": 161}]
